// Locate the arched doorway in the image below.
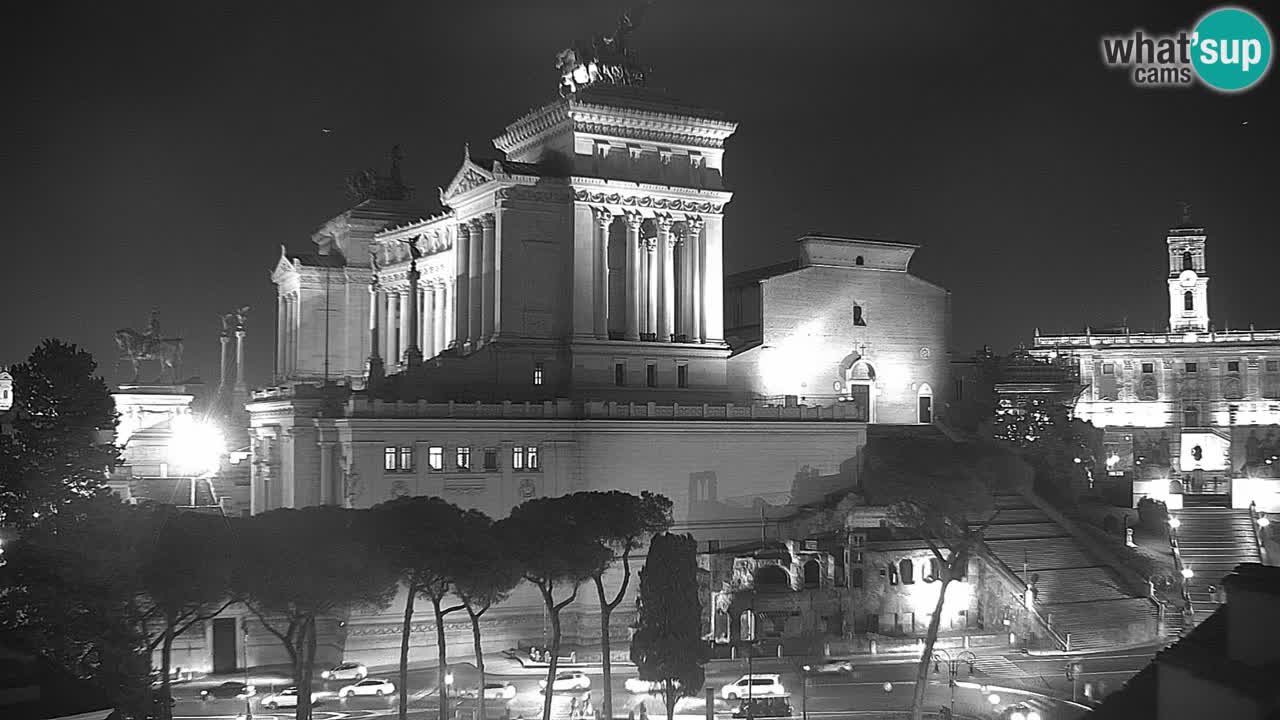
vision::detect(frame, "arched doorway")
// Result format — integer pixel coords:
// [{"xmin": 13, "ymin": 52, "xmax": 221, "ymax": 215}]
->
[
  {"xmin": 917, "ymin": 383, "xmax": 934, "ymax": 424},
  {"xmin": 802, "ymin": 559, "xmax": 820, "ymax": 588},
  {"xmin": 838, "ymin": 352, "xmax": 877, "ymax": 422},
  {"xmin": 754, "ymin": 565, "xmax": 790, "ymax": 591}
]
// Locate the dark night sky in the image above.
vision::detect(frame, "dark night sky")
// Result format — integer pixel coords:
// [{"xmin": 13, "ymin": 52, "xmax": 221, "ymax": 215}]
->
[{"xmin": 2, "ymin": 1, "xmax": 1277, "ymax": 388}]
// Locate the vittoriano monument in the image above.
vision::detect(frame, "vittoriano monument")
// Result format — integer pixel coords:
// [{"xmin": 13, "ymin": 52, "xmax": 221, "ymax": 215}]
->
[{"xmin": 115, "ymin": 308, "xmax": 184, "ymax": 384}]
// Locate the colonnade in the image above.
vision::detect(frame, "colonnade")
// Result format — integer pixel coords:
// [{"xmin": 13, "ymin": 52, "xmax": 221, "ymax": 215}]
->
[
  {"xmin": 370, "ymin": 278, "xmax": 455, "ymax": 368},
  {"xmin": 276, "ymin": 291, "xmax": 299, "ymax": 378}
]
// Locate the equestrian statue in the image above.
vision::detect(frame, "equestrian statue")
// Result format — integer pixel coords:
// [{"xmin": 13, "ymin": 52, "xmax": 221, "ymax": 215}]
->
[{"xmin": 114, "ymin": 308, "xmax": 184, "ymax": 384}]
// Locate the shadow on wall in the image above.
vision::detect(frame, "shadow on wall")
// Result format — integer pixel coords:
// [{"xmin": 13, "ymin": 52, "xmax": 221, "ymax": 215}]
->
[{"xmin": 685, "ymin": 453, "xmax": 863, "ymax": 526}]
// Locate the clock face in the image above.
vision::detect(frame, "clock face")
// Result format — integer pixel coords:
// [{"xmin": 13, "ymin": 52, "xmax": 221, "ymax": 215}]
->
[{"xmin": 1179, "ymin": 269, "xmax": 1198, "ymax": 287}]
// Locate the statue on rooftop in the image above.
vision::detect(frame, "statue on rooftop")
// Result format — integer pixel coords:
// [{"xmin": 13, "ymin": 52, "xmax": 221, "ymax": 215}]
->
[
  {"xmin": 115, "ymin": 310, "xmax": 184, "ymax": 384},
  {"xmin": 556, "ymin": 2, "xmax": 652, "ymax": 95}
]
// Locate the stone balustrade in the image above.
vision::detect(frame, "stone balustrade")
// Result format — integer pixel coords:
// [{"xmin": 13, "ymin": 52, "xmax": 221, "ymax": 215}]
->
[{"xmin": 342, "ymin": 397, "xmax": 868, "ymax": 421}]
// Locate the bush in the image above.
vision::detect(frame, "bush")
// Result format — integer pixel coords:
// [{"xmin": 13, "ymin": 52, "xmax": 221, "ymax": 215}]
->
[{"xmin": 1137, "ymin": 498, "xmax": 1169, "ymax": 531}]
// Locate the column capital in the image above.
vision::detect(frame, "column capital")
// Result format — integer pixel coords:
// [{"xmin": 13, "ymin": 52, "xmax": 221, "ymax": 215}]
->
[
  {"xmin": 625, "ymin": 211, "xmax": 644, "ymax": 230},
  {"xmin": 643, "ymin": 236, "xmax": 658, "ymax": 252},
  {"xmin": 685, "ymin": 215, "xmax": 705, "ymax": 234},
  {"xmin": 457, "ymin": 221, "xmax": 472, "ymax": 238},
  {"xmin": 593, "ymin": 206, "xmax": 615, "ymax": 229},
  {"xmin": 655, "ymin": 214, "xmax": 676, "ymax": 232},
  {"xmin": 482, "ymin": 212, "xmax": 496, "ymax": 228}
]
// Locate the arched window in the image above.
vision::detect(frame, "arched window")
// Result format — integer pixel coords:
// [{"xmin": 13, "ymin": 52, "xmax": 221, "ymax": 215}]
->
[
  {"xmin": 917, "ymin": 383, "xmax": 934, "ymax": 424},
  {"xmin": 1184, "ymin": 291, "xmax": 1194, "ymax": 312},
  {"xmin": 853, "ymin": 305, "xmax": 866, "ymax": 326},
  {"xmin": 1183, "ymin": 251, "xmax": 1194, "ymax": 271},
  {"xmin": 898, "ymin": 558, "xmax": 915, "ymax": 585},
  {"xmin": 803, "ymin": 559, "xmax": 820, "ymax": 588},
  {"xmin": 855, "ymin": 256, "xmax": 865, "ymax": 266},
  {"xmin": 925, "ymin": 557, "xmax": 942, "ymax": 582}
]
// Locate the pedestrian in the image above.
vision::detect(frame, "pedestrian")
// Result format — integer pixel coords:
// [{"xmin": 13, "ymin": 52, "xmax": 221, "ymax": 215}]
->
[{"xmin": 639, "ymin": 701, "xmax": 649, "ymax": 720}]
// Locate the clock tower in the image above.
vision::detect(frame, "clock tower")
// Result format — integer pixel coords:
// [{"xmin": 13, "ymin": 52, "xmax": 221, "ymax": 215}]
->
[{"xmin": 1167, "ymin": 225, "xmax": 1209, "ymax": 333}]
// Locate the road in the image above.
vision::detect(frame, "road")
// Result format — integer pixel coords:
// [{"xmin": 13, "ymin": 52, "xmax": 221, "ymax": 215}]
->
[{"xmin": 169, "ymin": 644, "xmax": 1162, "ymax": 720}]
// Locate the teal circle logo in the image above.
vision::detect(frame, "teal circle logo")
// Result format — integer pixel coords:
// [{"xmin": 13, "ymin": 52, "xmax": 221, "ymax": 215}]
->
[{"xmin": 1192, "ymin": 7, "xmax": 1273, "ymax": 92}]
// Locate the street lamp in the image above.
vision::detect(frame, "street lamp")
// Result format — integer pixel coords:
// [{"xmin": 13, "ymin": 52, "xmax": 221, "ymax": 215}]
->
[
  {"xmin": 930, "ymin": 649, "xmax": 976, "ymax": 715},
  {"xmin": 169, "ymin": 415, "xmax": 225, "ymax": 507},
  {"xmin": 242, "ymin": 626, "xmax": 253, "ymax": 720},
  {"xmin": 1259, "ymin": 515, "xmax": 1271, "ymax": 528},
  {"xmin": 1181, "ymin": 566, "xmax": 1195, "ymax": 580},
  {"xmin": 1168, "ymin": 517, "xmax": 1181, "ymax": 530}
]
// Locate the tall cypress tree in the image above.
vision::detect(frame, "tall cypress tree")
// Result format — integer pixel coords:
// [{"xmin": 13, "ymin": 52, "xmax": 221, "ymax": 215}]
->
[{"xmin": 630, "ymin": 533, "xmax": 707, "ymax": 720}]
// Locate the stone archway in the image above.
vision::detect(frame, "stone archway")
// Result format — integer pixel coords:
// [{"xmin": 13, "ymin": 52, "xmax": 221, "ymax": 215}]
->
[{"xmin": 837, "ymin": 352, "xmax": 876, "ymax": 422}]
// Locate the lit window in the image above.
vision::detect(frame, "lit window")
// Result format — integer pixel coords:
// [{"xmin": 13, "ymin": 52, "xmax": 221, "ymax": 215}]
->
[
  {"xmin": 677, "ymin": 364, "xmax": 689, "ymax": 388},
  {"xmin": 615, "ymin": 362, "xmax": 626, "ymax": 387},
  {"xmin": 1141, "ymin": 362, "xmax": 1154, "ymax": 374},
  {"xmin": 384, "ymin": 447, "xmax": 397, "ymax": 471},
  {"xmin": 853, "ymin": 305, "xmax": 866, "ymax": 327},
  {"xmin": 484, "ymin": 448, "xmax": 498, "ymax": 471},
  {"xmin": 513, "ymin": 446, "xmax": 525, "ymax": 470},
  {"xmin": 398, "ymin": 446, "xmax": 414, "ymax": 472},
  {"xmin": 527, "ymin": 445, "xmax": 540, "ymax": 470},
  {"xmin": 1102, "ymin": 363, "xmax": 1114, "ymax": 375},
  {"xmin": 1186, "ymin": 362, "xmax": 1198, "ymax": 373},
  {"xmin": 1182, "ymin": 251, "xmax": 1193, "ymax": 271},
  {"xmin": 428, "ymin": 446, "xmax": 444, "ymax": 471},
  {"xmin": 456, "ymin": 447, "xmax": 471, "ymax": 470},
  {"xmin": 534, "ymin": 362, "xmax": 544, "ymax": 386},
  {"xmin": 1184, "ymin": 291, "xmax": 1194, "ymax": 312},
  {"xmin": 1228, "ymin": 361, "xmax": 1240, "ymax": 373},
  {"xmin": 899, "ymin": 559, "xmax": 915, "ymax": 585},
  {"xmin": 646, "ymin": 363, "xmax": 657, "ymax": 388}
]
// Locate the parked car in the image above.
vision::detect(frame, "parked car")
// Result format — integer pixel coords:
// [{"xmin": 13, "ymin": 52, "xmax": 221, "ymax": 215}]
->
[
  {"xmin": 624, "ymin": 678, "xmax": 681, "ymax": 694},
  {"xmin": 720, "ymin": 674, "xmax": 786, "ymax": 701},
  {"xmin": 261, "ymin": 687, "xmax": 321, "ymax": 709},
  {"xmin": 538, "ymin": 671, "xmax": 592, "ymax": 692},
  {"xmin": 201, "ymin": 681, "xmax": 255, "ymax": 699},
  {"xmin": 460, "ymin": 682, "xmax": 518, "ymax": 700},
  {"xmin": 322, "ymin": 662, "xmax": 368, "ymax": 681},
  {"xmin": 803, "ymin": 659, "xmax": 855, "ymax": 675},
  {"xmin": 732, "ymin": 697, "xmax": 793, "ymax": 719},
  {"xmin": 339, "ymin": 678, "xmax": 396, "ymax": 698}
]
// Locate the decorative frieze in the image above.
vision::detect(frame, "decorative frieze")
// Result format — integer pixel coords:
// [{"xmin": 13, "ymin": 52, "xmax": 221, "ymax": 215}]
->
[{"xmin": 573, "ymin": 190, "xmax": 724, "ymax": 214}]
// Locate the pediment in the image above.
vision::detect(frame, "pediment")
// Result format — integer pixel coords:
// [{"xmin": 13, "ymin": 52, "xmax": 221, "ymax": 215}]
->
[
  {"xmin": 271, "ymin": 246, "xmax": 298, "ymax": 283},
  {"xmin": 441, "ymin": 156, "xmax": 495, "ymax": 204}
]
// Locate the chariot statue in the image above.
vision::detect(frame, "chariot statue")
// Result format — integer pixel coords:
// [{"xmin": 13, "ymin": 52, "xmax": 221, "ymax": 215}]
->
[{"xmin": 114, "ymin": 309, "xmax": 184, "ymax": 384}]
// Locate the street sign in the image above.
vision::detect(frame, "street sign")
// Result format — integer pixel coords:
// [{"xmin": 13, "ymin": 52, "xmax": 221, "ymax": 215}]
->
[{"xmin": 0, "ymin": 371, "xmax": 12, "ymax": 411}]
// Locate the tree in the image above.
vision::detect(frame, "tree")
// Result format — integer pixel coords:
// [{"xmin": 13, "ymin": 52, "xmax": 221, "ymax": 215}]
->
[
  {"xmin": 0, "ymin": 493, "xmax": 152, "ymax": 715},
  {"xmin": 499, "ymin": 496, "xmax": 610, "ymax": 720},
  {"xmin": 861, "ymin": 435, "xmax": 1011, "ymax": 720},
  {"xmin": 373, "ymin": 496, "xmax": 469, "ymax": 720},
  {"xmin": 0, "ymin": 339, "xmax": 119, "ymax": 528},
  {"xmin": 571, "ymin": 491, "xmax": 672, "ymax": 720},
  {"xmin": 138, "ymin": 507, "xmax": 237, "ymax": 720},
  {"xmin": 630, "ymin": 533, "xmax": 707, "ymax": 720},
  {"xmin": 234, "ymin": 507, "xmax": 397, "ymax": 720},
  {"xmin": 451, "ymin": 510, "xmax": 522, "ymax": 720}
]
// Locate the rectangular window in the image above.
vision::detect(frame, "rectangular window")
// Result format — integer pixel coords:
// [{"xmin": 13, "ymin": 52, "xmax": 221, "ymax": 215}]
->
[
  {"xmin": 384, "ymin": 447, "xmax": 397, "ymax": 471},
  {"xmin": 1102, "ymin": 363, "xmax": 1115, "ymax": 375},
  {"xmin": 484, "ymin": 448, "xmax": 498, "ymax": 471},
  {"xmin": 398, "ymin": 446, "xmax": 414, "ymax": 472},
  {"xmin": 527, "ymin": 445, "xmax": 539, "ymax": 470},
  {"xmin": 456, "ymin": 446, "xmax": 471, "ymax": 470},
  {"xmin": 615, "ymin": 362, "xmax": 626, "ymax": 387},
  {"xmin": 533, "ymin": 362, "xmax": 544, "ymax": 386},
  {"xmin": 646, "ymin": 363, "xmax": 657, "ymax": 387},
  {"xmin": 677, "ymin": 364, "xmax": 689, "ymax": 388},
  {"xmin": 428, "ymin": 446, "xmax": 444, "ymax": 471},
  {"xmin": 1228, "ymin": 361, "xmax": 1240, "ymax": 372},
  {"xmin": 1186, "ymin": 362, "xmax": 1198, "ymax": 373},
  {"xmin": 1269, "ymin": 360, "xmax": 1279, "ymax": 372},
  {"xmin": 1142, "ymin": 362, "xmax": 1154, "ymax": 374},
  {"xmin": 513, "ymin": 446, "xmax": 525, "ymax": 470}
]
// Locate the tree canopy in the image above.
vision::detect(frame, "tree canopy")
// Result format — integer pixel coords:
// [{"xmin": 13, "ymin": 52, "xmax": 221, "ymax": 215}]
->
[{"xmin": 630, "ymin": 533, "xmax": 707, "ymax": 720}]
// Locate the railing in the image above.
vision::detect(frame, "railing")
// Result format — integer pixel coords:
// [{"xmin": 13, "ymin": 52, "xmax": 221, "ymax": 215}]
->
[
  {"xmin": 974, "ymin": 543, "xmax": 1069, "ymax": 651},
  {"xmin": 1168, "ymin": 526, "xmax": 1195, "ymax": 621}
]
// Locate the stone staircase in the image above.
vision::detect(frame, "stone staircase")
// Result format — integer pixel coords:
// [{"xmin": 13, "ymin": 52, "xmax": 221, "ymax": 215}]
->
[
  {"xmin": 1173, "ymin": 498, "xmax": 1262, "ymax": 625},
  {"xmin": 979, "ymin": 494, "xmax": 1158, "ymax": 651}
]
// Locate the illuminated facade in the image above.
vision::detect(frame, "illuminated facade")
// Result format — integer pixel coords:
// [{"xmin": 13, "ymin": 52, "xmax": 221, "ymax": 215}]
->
[{"xmin": 1031, "ymin": 223, "xmax": 1280, "ymax": 511}]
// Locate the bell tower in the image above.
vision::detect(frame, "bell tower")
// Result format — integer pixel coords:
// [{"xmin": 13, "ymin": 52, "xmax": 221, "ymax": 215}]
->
[{"xmin": 1167, "ymin": 214, "xmax": 1209, "ymax": 333}]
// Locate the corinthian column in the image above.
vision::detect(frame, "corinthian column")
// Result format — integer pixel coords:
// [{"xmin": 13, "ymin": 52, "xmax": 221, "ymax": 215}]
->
[
  {"xmin": 234, "ymin": 327, "xmax": 247, "ymax": 391},
  {"xmin": 625, "ymin": 212, "xmax": 642, "ymax": 341},
  {"xmin": 276, "ymin": 296, "xmax": 286, "ymax": 380},
  {"xmin": 593, "ymin": 208, "xmax": 612, "ymax": 338},
  {"xmin": 454, "ymin": 223, "xmax": 470, "ymax": 349},
  {"xmin": 644, "ymin": 237, "xmax": 658, "ymax": 337},
  {"xmin": 367, "ymin": 282, "xmax": 384, "ymax": 387},
  {"xmin": 480, "ymin": 213, "xmax": 496, "ymax": 342},
  {"xmin": 468, "ymin": 218, "xmax": 483, "ymax": 347},
  {"xmin": 687, "ymin": 216, "xmax": 705, "ymax": 343},
  {"xmin": 656, "ymin": 215, "xmax": 676, "ymax": 342},
  {"xmin": 433, "ymin": 282, "xmax": 446, "ymax": 355}
]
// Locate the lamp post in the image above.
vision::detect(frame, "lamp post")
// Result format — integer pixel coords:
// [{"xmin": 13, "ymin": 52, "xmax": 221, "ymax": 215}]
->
[
  {"xmin": 242, "ymin": 625, "xmax": 253, "ymax": 720},
  {"xmin": 445, "ymin": 671, "xmax": 455, "ymax": 720},
  {"xmin": 929, "ymin": 649, "xmax": 976, "ymax": 716}
]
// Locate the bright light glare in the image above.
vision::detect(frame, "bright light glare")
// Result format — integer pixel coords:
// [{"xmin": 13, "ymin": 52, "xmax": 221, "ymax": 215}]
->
[
  {"xmin": 1010, "ymin": 712, "xmax": 1026, "ymax": 720},
  {"xmin": 1107, "ymin": 454, "xmax": 1120, "ymax": 467},
  {"xmin": 1259, "ymin": 516, "xmax": 1271, "ymax": 528},
  {"xmin": 1027, "ymin": 711, "xmax": 1042, "ymax": 720},
  {"xmin": 1181, "ymin": 567, "xmax": 1194, "ymax": 579},
  {"xmin": 987, "ymin": 694, "xmax": 1000, "ymax": 705},
  {"xmin": 169, "ymin": 415, "xmax": 225, "ymax": 475},
  {"xmin": 1168, "ymin": 517, "xmax": 1181, "ymax": 529}
]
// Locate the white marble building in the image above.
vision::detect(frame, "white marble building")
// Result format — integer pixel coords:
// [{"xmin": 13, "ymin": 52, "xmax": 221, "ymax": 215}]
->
[{"xmin": 1031, "ymin": 223, "xmax": 1280, "ymax": 511}]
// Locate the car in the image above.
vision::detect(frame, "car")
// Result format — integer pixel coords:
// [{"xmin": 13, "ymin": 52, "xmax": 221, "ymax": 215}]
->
[
  {"xmin": 732, "ymin": 697, "xmax": 793, "ymax": 719},
  {"xmin": 624, "ymin": 678, "xmax": 681, "ymax": 694},
  {"xmin": 720, "ymin": 674, "xmax": 786, "ymax": 701},
  {"xmin": 339, "ymin": 677, "xmax": 396, "ymax": 698},
  {"xmin": 201, "ymin": 681, "xmax": 255, "ymax": 700},
  {"xmin": 538, "ymin": 671, "xmax": 592, "ymax": 692},
  {"xmin": 261, "ymin": 687, "xmax": 321, "ymax": 709},
  {"xmin": 322, "ymin": 662, "xmax": 368, "ymax": 681},
  {"xmin": 460, "ymin": 682, "xmax": 518, "ymax": 700},
  {"xmin": 803, "ymin": 659, "xmax": 855, "ymax": 675}
]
